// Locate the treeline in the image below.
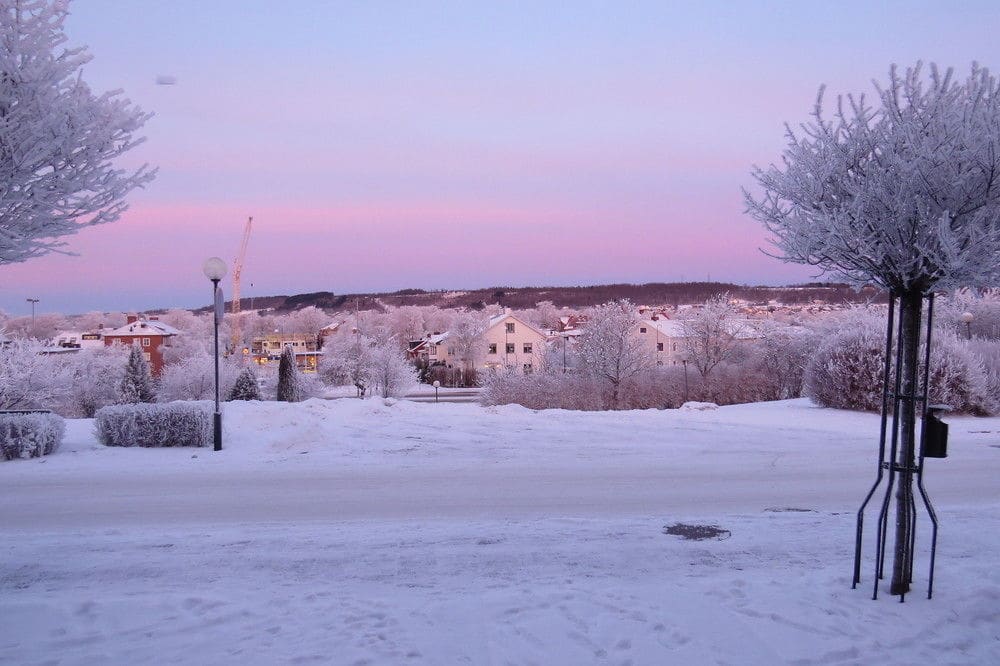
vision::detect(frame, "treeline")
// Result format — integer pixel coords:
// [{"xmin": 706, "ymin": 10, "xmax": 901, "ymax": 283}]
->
[{"xmin": 199, "ymin": 281, "xmax": 885, "ymax": 314}]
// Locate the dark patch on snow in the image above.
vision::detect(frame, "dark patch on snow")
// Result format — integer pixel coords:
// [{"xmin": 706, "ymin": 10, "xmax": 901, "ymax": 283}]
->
[
  {"xmin": 764, "ymin": 507, "xmax": 816, "ymax": 513},
  {"xmin": 662, "ymin": 523, "xmax": 731, "ymax": 541},
  {"xmin": 476, "ymin": 537, "xmax": 504, "ymax": 546}
]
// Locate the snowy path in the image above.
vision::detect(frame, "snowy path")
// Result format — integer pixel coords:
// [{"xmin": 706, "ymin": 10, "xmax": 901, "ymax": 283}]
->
[{"xmin": 2, "ymin": 399, "xmax": 999, "ymax": 664}]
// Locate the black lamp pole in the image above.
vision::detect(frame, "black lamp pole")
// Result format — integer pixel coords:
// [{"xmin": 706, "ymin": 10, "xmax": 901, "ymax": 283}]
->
[
  {"xmin": 203, "ymin": 256, "xmax": 227, "ymax": 452},
  {"xmin": 212, "ymin": 277, "xmax": 222, "ymax": 451}
]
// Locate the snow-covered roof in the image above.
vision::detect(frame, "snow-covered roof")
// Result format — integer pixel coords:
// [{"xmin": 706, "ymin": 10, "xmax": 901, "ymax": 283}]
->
[
  {"xmin": 486, "ymin": 312, "xmax": 547, "ymax": 338},
  {"xmin": 644, "ymin": 318, "xmax": 759, "ymax": 340},
  {"xmin": 104, "ymin": 319, "xmax": 181, "ymax": 337}
]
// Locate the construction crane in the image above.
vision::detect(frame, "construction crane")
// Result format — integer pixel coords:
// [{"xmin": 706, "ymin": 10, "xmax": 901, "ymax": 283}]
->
[{"xmin": 230, "ymin": 216, "xmax": 253, "ymax": 351}]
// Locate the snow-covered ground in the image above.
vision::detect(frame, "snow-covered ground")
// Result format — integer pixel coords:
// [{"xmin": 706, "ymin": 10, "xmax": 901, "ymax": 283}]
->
[{"xmin": 2, "ymin": 399, "xmax": 998, "ymax": 665}]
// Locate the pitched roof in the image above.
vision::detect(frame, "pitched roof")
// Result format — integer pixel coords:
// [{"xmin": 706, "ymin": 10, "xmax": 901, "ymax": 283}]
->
[{"xmin": 103, "ymin": 319, "xmax": 181, "ymax": 337}]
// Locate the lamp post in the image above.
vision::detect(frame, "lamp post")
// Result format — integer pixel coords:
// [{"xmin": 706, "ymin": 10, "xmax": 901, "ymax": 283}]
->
[
  {"xmin": 203, "ymin": 257, "xmax": 228, "ymax": 451},
  {"xmin": 960, "ymin": 311, "xmax": 974, "ymax": 340},
  {"xmin": 681, "ymin": 358, "xmax": 690, "ymax": 403},
  {"xmin": 26, "ymin": 298, "xmax": 39, "ymax": 329},
  {"xmin": 433, "ymin": 380, "xmax": 440, "ymax": 403}
]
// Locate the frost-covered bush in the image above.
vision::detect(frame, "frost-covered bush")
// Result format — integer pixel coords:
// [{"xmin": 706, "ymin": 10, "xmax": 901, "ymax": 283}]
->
[
  {"xmin": 0, "ymin": 411, "xmax": 65, "ymax": 460},
  {"xmin": 968, "ymin": 338, "xmax": 1000, "ymax": 402},
  {"xmin": 480, "ymin": 368, "xmax": 604, "ymax": 411},
  {"xmin": 927, "ymin": 334, "xmax": 996, "ymax": 416},
  {"xmin": 95, "ymin": 401, "xmax": 213, "ymax": 448},
  {"xmin": 157, "ymin": 353, "xmax": 239, "ymax": 402},
  {"xmin": 805, "ymin": 323, "xmax": 996, "ymax": 415},
  {"xmin": 227, "ymin": 367, "xmax": 261, "ymax": 401},
  {"xmin": 622, "ymin": 367, "xmax": 688, "ymax": 409},
  {"xmin": 804, "ymin": 321, "xmax": 888, "ymax": 412}
]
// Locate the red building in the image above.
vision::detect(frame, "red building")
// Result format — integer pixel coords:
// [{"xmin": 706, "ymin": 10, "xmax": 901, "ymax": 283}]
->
[{"xmin": 102, "ymin": 315, "xmax": 180, "ymax": 376}]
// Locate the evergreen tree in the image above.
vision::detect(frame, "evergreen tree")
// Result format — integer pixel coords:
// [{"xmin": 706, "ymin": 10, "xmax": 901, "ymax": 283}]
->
[
  {"xmin": 228, "ymin": 367, "xmax": 261, "ymax": 401},
  {"xmin": 119, "ymin": 344, "xmax": 155, "ymax": 404},
  {"xmin": 276, "ymin": 345, "xmax": 301, "ymax": 402}
]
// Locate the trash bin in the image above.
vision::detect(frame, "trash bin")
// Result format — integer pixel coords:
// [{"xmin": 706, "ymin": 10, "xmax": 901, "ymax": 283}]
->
[{"xmin": 921, "ymin": 405, "xmax": 950, "ymax": 459}]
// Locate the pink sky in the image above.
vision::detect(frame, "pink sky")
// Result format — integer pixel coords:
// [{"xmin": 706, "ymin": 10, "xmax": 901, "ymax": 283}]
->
[{"xmin": 3, "ymin": 1, "xmax": 998, "ymax": 314}]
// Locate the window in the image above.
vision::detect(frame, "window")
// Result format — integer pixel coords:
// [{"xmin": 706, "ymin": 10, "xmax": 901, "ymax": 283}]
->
[
  {"xmin": 523, "ymin": 343, "xmax": 532, "ymax": 354},
  {"xmin": 640, "ymin": 327, "xmax": 647, "ymax": 333},
  {"xmin": 488, "ymin": 343, "xmax": 497, "ymax": 354},
  {"xmin": 505, "ymin": 322, "xmax": 515, "ymax": 333},
  {"xmin": 143, "ymin": 352, "xmax": 151, "ymax": 361},
  {"xmin": 505, "ymin": 343, "xmax": 515, "ymax": 354},
  {"xmin": 523, "ymin": 363, "xmax": 533, "ymax": 374},
  {"xmin": 656, "ymin": 342, "xmax": 664, "ymax": 351},
  {"xmin": 672, "ymin": 342, "xmax": 677, "ymax": 352},
  {"xmin": 142, "ymin": 337, "xmax": 151, "ymax": 347}
]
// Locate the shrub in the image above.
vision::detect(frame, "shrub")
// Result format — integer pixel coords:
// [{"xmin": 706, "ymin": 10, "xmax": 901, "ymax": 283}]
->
[
  {"xmin": 927, "ymin": 333, "xmax": 996, "ymax": 416},
  {"xmin": 804, "ymin": 323, "xmax": 996, "ymax": 415},
  {"xmin": 481, "ymin": 369, "xmax": 605, "ymax": 411},
  {"xmin": 803, "ymin": 321, "xmax": 889, "ymax": 412},
  {"xmin": 0, "ymin": 411, "xmax": 65, "ymax": 460},
  {"xmin": 276, "ymin": 346, "xmax": 301, "ymax": 402},
  {"xmin": 95, "ymin": 401, "xmax": 213, "ymax": 447},
  {"xmin": 227, "ymin": 367, "xmax": 261, "ymax": 401}
]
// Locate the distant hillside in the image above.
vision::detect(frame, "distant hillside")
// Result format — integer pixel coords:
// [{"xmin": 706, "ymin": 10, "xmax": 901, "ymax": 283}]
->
[{"xmin": 194, "ymin": 282, "xmax": 884, "ymax": 314}]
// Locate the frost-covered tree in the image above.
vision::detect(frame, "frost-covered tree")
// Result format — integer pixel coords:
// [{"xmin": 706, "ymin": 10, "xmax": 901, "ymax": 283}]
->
[
  {"xmin": 276, "ymin": 345, "xmax": 301, "ymax": 402},
  {"xmin": 119, "ymin": 344, "xmax": 155, "ymax": 404},
  {"xmin": 0, "ymin": 0, "xmax": 155, "ymax": 266},
  {"xmin": 0, "ymin": 337, "xmax": 69, "ymax": 409},
  {"xmin": 387, "ymin": 306, "xmax": 426, "ymax": 346},
  {"xmin": 157, "ymin": 353, "xmax": 238, "ymax": 402},
  {"xmin": 578, "ymin": 300, "xmax": 652, "ymax": 409},
  {"xmin": 679, "ymin": 294, "xmax": 750, "ymax": 380},
  {"xmin": 749, "ymin": 322, "xmax": 818, "ymax": 401},
  {"xmin": 746, "ymin": 62, "xmax": 1000, "ymax": 595},
  {"xmin": 227, "ymin": 366, "xmax": 261, "ymax": 401},
  {"xmin": 367, "ymin": 341, "xmax": 418, "ymax": 398},
  {"xmin": 447, "ymin": 311, "xmax": 490, "ymax": 385},
  {"xmin": 62, "ymin": 345, "xmax": 128, "ymax": 417}
]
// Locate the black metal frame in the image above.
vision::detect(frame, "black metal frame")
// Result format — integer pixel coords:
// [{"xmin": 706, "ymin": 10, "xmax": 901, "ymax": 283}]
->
[{"xmin": 852, "ymin": 292, "xmax": 940, "ymax": 601}]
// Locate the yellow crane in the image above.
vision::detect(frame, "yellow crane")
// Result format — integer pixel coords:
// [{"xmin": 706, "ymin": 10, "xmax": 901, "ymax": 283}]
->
[{"xmin": 230, "ymin": 216, "xmax": 253, "ymax": 351}]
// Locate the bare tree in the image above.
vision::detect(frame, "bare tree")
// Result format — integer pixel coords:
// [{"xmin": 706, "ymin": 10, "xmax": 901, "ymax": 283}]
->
[
  {"xmin": 578, "ymin": 300, "xmax": 652, "ymax": 409},
  {"xmin": 447, "ymin": 311, "xmax": 490, "ymax": 385},
  {"xmin": 678, "ymin": 295, "xmax": 749, "ymax": 380},
  {"xmin": 746, "ymin": 62, "xmax": 1000, "ymax": 595},
  {"xmin": 0, "ymin": 0, "xmax": 155, "ymax": 265}
]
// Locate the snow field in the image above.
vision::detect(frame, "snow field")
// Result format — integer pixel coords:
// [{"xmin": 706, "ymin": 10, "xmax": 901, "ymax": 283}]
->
[{"xmin": 2, "ymin": 398, "xmax": 999, "ymax": 664}]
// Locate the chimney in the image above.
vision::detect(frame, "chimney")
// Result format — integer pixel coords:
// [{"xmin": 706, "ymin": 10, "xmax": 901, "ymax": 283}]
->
[{"xmin": 126, "ymin": 314, "xmax": 138, "ymax": 324}]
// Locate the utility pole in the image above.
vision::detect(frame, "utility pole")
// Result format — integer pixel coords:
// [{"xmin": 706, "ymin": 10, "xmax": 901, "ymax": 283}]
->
[{"xmin": 26, "ymin": 298, "xmax": 39, "ymax": 329}]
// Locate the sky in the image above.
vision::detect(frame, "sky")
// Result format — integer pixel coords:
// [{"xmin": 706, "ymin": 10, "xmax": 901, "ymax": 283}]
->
[{"xmin": 3, "ymin": 0, "xmax": 1000, "ymax": 315}]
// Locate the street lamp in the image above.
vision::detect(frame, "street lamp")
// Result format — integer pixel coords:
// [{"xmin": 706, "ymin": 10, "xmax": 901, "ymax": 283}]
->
[
  {"xmin": 433, "ymin": 380, "xmax": 440, "ymax": 403},
  {"xmin": 26, "ymin": 298, "xmax": 39, "ymax": 328},
  {"xmin": 960, "ymin": 311, "xmax": 974, "ymax": 340},
  {"xmin": 203, "ymin": 257, "xmax": 227, "ymax": 451}
]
